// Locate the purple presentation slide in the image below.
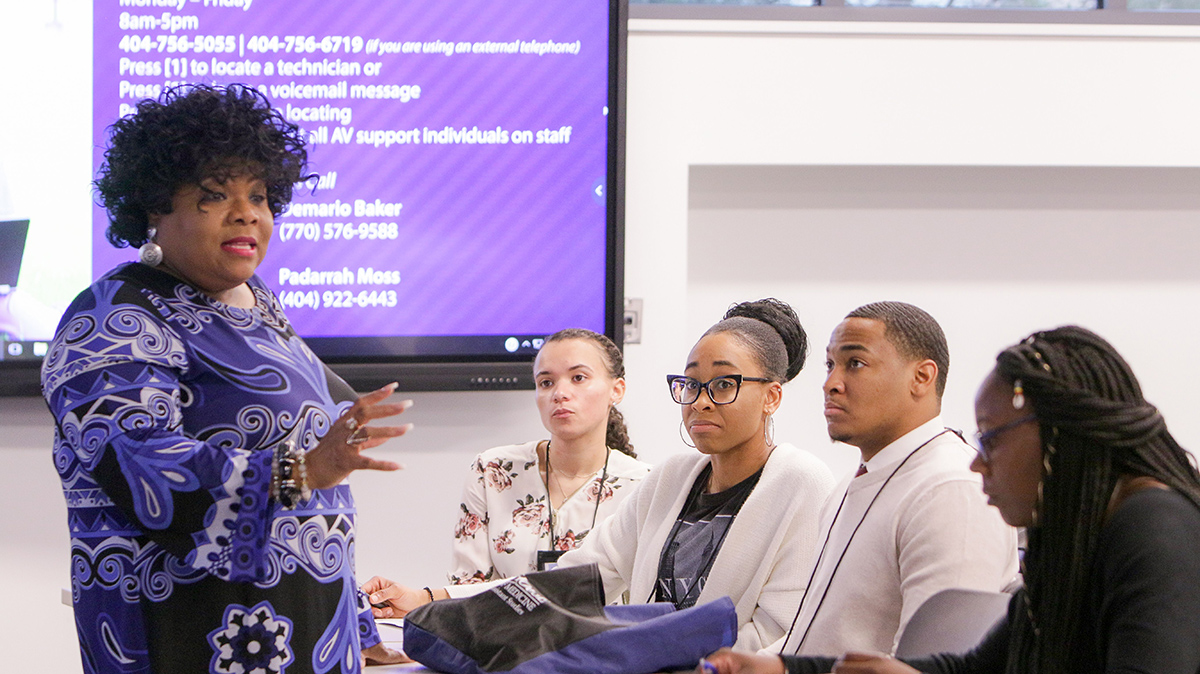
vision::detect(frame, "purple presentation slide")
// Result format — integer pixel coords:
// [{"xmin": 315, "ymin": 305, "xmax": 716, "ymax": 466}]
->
[{"xmin": 93, "ymin": 0, "xmax": 609, "ymax": 343}]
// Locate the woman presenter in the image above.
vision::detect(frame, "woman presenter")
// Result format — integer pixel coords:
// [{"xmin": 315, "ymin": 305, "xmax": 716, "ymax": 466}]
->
[{"xmin": 43, "ymin": 84, "xmax": 410, "ymax": 673}]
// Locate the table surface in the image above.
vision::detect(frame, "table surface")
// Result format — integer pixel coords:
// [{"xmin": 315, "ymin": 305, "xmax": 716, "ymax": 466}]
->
[{"xmin": 371, "ymin": 619, "xmax": 427, "ymax": 671}]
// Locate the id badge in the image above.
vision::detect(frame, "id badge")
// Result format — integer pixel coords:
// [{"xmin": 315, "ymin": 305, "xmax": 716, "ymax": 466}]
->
[{"xmin": 536, "ymin": 550, "xmax": 565, "ymax": 571}]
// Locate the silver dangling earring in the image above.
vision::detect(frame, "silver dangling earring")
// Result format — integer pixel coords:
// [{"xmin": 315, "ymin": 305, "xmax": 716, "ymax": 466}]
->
[
  {"xmin": 139, "ymin": 227, "xmax": 163, "ymax": 267},
  {"xmin": 764, "ymin": 415, "xmax": 775, "ymax": 447},
  {"xmin": 678, "ymin": 420, "xmax": 696, "ymax": 449}
]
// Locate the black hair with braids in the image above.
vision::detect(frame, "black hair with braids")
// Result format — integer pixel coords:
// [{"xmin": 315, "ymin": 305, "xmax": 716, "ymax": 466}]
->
[
  {"xmin": 541, "ymin": 328, "xmax": 635, "ymax": 458},
  {"xmin": 847, "ymin": 301, "xmax": 949, "ymax": 396},
  {"xmin": 992, "ymin": 325, "xmax": 1200, "ymax": 674},
  {"xmin": 95, "ymin": 83, "xmax": 311, "ymax": 248},
  {"xmin": 705, "ymin": 298, "xmax": 808, "ymax": 383}
]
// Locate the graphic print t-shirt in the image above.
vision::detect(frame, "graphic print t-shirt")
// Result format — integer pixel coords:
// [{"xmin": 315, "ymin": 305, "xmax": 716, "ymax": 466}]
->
[{"xmin": 655, "ymin": 464, "xmax": 763, "ymax": 609}]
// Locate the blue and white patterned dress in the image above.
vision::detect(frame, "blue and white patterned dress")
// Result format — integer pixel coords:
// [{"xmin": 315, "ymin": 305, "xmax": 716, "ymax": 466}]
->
[{"xmin": 42, "ymin": 263, "xmax": 381, "ymax": 674}]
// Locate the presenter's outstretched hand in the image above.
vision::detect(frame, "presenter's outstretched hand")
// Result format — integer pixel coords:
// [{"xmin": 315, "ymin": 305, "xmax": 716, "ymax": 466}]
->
[
  {"xmin": 832, "ymin": 652, "xmax": 920, "ymax": 674},
  {"xmin": 362, "ymin": 576, "xmax": 444, "ymax": 619},
  {"xmin": 307, "ymin": 383, "xmax": 412, "ymax": 490},
  {"xmin": 696, "ymin": 648, "xmax": 785, "ymax": 674}
]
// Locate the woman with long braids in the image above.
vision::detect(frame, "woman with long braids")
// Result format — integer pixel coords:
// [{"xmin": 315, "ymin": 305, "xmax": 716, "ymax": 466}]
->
[{"xmin": 699, "ymin": 325, "xmax": 1200, "ymax": 674}]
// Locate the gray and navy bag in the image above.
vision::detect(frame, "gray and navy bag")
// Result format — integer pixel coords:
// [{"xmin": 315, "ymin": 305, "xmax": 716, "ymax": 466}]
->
[{"xmin": 402, "ymin": 564, "xmax": 738, "ymax": 674}]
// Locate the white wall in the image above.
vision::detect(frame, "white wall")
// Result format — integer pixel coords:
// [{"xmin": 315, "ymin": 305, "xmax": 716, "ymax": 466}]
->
[
  {"xmin": 0, "ymin": 0, "xmax": 92, "ymax": 309},
  {"xmin": 618, "ymin": 18, "xmax": 1200, "ymax": 481},
  {"xmin": 4, "ymin": 9, "xmax": 1200, "ymax": 671},
  {"xmin": 681, "ymin": 165, "xmax": 1200, "ymax": 478}
]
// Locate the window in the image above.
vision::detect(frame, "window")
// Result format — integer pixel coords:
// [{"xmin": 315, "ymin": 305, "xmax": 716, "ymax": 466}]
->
[{"xmin": 633, "ymin": 0, "xmax": 1199, "ymax": 13}]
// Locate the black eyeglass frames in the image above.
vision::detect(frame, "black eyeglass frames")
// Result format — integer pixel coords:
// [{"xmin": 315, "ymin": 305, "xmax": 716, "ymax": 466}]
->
[
  {"xmin": 666, "ymin": 374, "xmax": 772, "ymax": 406},
  {"xmin": 971, "ymin": 414, "xmax": 1038, "ymax": 463}
]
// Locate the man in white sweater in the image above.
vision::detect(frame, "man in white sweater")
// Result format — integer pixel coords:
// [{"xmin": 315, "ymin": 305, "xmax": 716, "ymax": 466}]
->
[{"xmin": 770, "ymin": 301, "xmax": 1018, "ymax": 657}]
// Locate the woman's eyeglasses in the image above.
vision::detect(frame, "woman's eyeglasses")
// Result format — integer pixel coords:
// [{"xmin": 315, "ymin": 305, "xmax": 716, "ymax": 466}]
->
[
  {"xmin": 971, "ymin": 415, "xmax": 1038, "ymax": 463},
  {"xmin": 666, "ymin": 374, "xmax": 771, "ymax": 406}
]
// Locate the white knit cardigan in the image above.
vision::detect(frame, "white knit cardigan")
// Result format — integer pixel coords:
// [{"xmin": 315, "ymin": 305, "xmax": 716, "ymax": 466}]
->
[{"xmin": 557, "ymin": 442, "xmax": 835, "ymax": 651}]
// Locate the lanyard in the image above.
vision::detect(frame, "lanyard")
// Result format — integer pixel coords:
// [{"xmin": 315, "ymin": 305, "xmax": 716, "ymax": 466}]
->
[
  {"xmin": 542, "ymin": 441, "xmax": 610, "ymax": 552},
  {"xmin": 779, "ymin": 429, "xmax": 954, "ymax": 654}
]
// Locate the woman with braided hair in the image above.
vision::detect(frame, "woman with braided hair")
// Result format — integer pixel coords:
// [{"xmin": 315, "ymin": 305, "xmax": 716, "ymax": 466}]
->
[
  {"xmin": 363, "ymin": 328, "xmax": 651, "ymax": 609},
  {"xmin": 699, "ymin": 325, "xmax": 1200, "ymax": 674},
  {"xmin": 368, "ymin": 299, "xmax": 836, "ymax": 652}
]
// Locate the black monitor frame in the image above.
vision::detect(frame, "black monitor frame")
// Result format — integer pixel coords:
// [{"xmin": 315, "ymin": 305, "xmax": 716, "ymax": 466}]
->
[
  {"xmin": 321, "ymin": 0, "xmax": 627, "ymax": 393},
  {"xmin": 0, "ymin": 0, "xmax": 627, "ymax": 397}
]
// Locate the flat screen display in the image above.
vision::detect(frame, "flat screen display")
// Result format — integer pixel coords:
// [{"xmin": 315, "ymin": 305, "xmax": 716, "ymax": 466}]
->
[{"xmin": 0, "ymin": 0, "xmax": 624, "ymax": 394}]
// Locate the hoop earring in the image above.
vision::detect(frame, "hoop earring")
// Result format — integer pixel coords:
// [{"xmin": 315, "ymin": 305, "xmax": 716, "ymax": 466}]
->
[
  {"xmin": 679, "ymin": 420, "xmax": 696, "ymax": 449},
  {"xmin": 139, "ymin": 227, "xmax": 163, "ymax": 267},
  {"xmin": 764, "ymin": 415, "xmax": 775, "ymax": 447}
]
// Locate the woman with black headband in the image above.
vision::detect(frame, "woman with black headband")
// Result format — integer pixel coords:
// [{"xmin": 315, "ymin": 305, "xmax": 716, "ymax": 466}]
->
[
  {"xmin": 699, "ymin": 325, "xmax": 1200, "ymax": 674},
  {"xmin": 553, "ymin": 298, "xmax": 835, "ymax": 650},
  {"xmin": 366, "ymin": 298, "xmax": 835, "ymax": 651}
]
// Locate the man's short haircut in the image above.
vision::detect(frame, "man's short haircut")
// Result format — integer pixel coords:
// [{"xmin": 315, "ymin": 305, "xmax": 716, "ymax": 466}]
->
[{"xmin": 846, "ymin": 301, "xmax": 949, "ymax": 397}]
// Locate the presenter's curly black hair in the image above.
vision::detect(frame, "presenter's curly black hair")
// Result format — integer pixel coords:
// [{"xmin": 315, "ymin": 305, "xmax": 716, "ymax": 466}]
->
[
  {"xmin": 993, "ymin": 326, "xmax": 1200, "ymax": 674},
  {"xmin": 94, "ymin": 83, "xmax": 310, "ymax": 248}
]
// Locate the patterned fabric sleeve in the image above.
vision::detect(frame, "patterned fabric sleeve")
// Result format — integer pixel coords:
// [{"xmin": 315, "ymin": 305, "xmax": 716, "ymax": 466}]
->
[
  {"xmin": 43, "ymin": 294, "xmax": 275, "ymax": 583},
  {"xmin": 448, "ymin": 455, "xmax": 498, "ymax": 585},
  {"xmin": 357, "ymin": 588, "xmax": 383, "ymax": 650}
]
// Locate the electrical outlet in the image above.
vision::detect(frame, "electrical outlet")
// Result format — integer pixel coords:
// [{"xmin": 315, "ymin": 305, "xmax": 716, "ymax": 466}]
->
[{"xmin": 624, "ymin": 298, "xmax": 643, "ymax": 344}]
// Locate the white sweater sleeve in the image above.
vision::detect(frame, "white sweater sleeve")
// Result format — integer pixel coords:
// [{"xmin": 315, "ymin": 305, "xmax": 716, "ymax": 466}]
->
[
  {"xmin": 892, "ymin": 478, "xmax": 1018, "ymax": 652},
  {"xmin": 556, "ymin": 469, "xmax": 659, "ymax": 604},
  {"xmin": 735, "ymin": 456, "xmax": 835, "ymax": 651},
  {"xmin": 733, "ymin": 511, "xmax": 811, "ymax": 650}
]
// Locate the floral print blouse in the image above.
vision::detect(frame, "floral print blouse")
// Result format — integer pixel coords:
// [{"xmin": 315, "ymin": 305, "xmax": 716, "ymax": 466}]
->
[{"xmin": 449, "ymin": 441, "xmax": 651, "ymax": 585}]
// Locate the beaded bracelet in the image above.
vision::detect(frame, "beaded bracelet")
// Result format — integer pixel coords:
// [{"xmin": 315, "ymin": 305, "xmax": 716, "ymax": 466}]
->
[{"xmin": 271, "ymin": 439, "xmax": 312, "ymax": 509}]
